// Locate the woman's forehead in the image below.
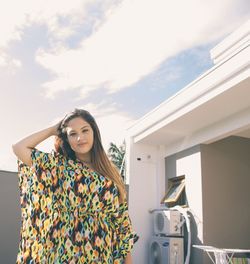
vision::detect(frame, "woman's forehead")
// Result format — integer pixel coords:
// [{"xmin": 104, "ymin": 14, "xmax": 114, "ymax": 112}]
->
[{"xmin": 66, "ymin": 117, "xmax": 90, "ymax": 130}]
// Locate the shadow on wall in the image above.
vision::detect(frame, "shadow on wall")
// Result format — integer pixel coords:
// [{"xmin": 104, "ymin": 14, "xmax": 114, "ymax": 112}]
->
[
  {"xmin": 188, "ymin": 211, "xmax": 208, "ymax": 264},
  {"xmin": 0, "ymin": 170, "xmax": 20, "ymax": 263}
]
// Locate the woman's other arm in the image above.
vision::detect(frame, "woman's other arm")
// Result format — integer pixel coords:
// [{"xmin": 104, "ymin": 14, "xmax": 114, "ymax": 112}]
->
[
  {"xmin": 124, "ymin": 252, "xmax": 132, "ymax": 264},
  {"xmin": 12, "ymin": 124, "xmax": 59, "ymax": 167}
]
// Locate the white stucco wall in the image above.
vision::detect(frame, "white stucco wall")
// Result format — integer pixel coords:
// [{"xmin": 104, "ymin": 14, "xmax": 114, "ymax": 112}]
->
[
  {"xmin": 126, "ymin": 136, "xmax": 168, "ymax": 263},
  {"xmin": 175, "ymin": 151, "xmax": 203, "ymax": 244},
  {"xmin": 165, "ymin": 146, "xmax": 205, "ymax": 263}
]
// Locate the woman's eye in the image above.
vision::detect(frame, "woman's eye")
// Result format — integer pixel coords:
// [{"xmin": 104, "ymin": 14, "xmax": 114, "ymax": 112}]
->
[
  {"xmin": 82, "ymin": 129, "xmax": 88, "ymax": 133},
  {"xmin": 69, "ymin": 132, "xmax": 76, "ymax": 137}
]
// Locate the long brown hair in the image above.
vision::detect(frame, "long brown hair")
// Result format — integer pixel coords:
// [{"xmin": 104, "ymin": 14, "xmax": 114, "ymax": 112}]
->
[{"xmin": 54, "ymin": 108, "xmax": 127, "ymax": 203}]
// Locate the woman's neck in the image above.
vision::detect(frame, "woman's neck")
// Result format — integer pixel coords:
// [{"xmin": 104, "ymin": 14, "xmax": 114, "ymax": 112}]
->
[{"xmin": 75, "ymin": 153, "xmax": 91, "ymax": 164}]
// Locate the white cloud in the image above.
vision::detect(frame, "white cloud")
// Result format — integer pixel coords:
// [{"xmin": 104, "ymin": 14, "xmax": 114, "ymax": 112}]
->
[
  {"xmin": 0, "ymin": 0, "xmax": 92, "ymax": 47},
  {"xmin": 0, "ymin": 52, "xmax": 22, "ymax": 72},
  {"xmin": 34, "ymin": 0, "xmax": 249, "ymax": 98},
  {"xmin": 0, "ymin": 0, "xmax": 248, "ymax": 96},
  {"xmin": 0, "ymin": 0, "xmax": 113, "ymax": 72}
]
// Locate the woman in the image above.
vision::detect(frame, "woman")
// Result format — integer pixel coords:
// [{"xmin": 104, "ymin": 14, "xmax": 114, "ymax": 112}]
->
[{"xmin": 12, "ymin": 108, "xmax": 138, "ymax": 264}]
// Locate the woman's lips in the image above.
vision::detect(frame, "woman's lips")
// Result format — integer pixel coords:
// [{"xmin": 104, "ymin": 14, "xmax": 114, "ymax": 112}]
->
[{"xmin": 77, "ymin": 143, "xmax": 87, "ymax": 147}]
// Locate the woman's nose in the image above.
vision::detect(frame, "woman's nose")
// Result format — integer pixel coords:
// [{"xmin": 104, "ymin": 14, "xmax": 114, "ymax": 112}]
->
[{"xmin": 77, "ymin": 135, "xmax": 82, "ymax": 141}]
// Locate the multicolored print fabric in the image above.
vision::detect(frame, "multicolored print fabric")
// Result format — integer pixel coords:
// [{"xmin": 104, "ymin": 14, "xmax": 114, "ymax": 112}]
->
[{"xmin": 16, "ymin": 148, "xmax": 137, "ymax": 263}]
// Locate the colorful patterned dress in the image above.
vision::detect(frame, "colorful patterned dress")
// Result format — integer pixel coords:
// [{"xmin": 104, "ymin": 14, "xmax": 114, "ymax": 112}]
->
[{"xmin": 16, "ymin": 148, "xmax": 138, "ymax": 264}]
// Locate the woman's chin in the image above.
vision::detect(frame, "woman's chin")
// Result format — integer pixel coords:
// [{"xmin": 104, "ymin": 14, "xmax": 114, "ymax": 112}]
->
[{"xmin": 75, "ymin": 149, "xmax": 91, "ymax": 156}]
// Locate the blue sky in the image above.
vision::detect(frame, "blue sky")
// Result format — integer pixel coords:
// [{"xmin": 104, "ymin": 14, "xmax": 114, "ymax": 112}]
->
[{"xmin": 0, "ymin": 0, "xmax": 249, "ymax": 171}]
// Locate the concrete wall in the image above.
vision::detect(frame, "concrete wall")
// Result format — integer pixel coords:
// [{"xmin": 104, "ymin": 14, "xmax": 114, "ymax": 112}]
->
[
  {"xmin": 201, "ymin": 136, "xmax": 250, "ymax": 248},
  {"xmin": 165, "ymin": 145, "xmax": 205, "ymax": 264},
  {"xmin": 0, "ymin": 170, "xmax": 20, "ymax": 263}
]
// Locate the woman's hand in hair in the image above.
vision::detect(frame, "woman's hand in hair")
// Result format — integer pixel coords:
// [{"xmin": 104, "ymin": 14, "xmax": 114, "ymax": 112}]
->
[{"xmin": 52, "ymin": 120, "xmax": 62, "ymax": 136}]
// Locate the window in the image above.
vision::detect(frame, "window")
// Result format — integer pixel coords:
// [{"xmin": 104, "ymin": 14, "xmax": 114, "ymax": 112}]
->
[{"xmin": 161, "ymin": 175, "xmax": 187, "ymax": 207}]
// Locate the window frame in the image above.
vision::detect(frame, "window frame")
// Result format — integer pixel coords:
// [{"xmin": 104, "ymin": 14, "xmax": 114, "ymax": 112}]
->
[{"xmin": 161, "ymin": 175, "xmax": 185, "ymax": 204}]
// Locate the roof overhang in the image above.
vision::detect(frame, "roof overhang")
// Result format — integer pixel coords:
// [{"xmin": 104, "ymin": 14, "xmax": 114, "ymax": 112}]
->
[{"xmin": 126, "ymin": 21, "xmax": 250, "ymax": 154}]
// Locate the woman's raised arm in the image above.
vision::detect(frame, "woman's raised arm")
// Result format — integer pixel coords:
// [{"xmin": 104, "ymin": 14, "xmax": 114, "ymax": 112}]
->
[{"xmin": 12, "ymin": 124, "xmax": 59, "ymax": 167}]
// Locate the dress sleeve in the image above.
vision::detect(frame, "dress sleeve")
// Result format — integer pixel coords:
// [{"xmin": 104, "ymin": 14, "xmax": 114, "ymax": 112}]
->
[
  {"xmin": 115, "ymin": 199, "xmax": 139, "ymax": 259},
  {"xmin": 30, "ymin": 148, "xmax": 57, "ymax": 171},
  {"xmin": 27, "ymin": 148, "xmax": 59, "ymax": 189}
]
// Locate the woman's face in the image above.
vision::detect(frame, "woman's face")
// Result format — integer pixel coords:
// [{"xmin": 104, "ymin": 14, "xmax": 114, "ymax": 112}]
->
[{"xmin": 65, "ymin": 117, "xmax": 94, "ymax": 158}]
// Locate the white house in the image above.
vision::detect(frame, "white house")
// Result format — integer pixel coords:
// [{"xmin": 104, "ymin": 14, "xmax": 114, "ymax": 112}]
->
[{"xmin": 125, "ymin": 20, "xmax": 250, "ymax": 264}]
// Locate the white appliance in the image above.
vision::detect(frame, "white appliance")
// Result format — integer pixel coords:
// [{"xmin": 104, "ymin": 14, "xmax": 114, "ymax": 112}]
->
[
  {"xmin": 153, "ymin": 210, "xmax": 183, "ymax": 236},
  {"xmin": 149, "ymin": 235, "xmax": 184, "ymax": 264}
]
